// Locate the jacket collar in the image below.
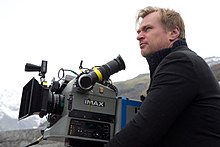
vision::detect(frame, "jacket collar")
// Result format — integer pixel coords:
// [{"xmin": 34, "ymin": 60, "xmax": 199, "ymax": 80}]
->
[{"xmin": 146, "ymin": 39, "xmax": 187, "ymax": 77}]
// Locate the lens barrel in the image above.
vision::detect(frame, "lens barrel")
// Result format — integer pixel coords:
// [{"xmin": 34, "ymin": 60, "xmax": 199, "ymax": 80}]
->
[
  {"xmin": 47, "ymin": 92, "xmax": 65, "ymax": 115},
  {"xmin": 77, "ymin": 55, "xmax": 125, "ymax": 91}
]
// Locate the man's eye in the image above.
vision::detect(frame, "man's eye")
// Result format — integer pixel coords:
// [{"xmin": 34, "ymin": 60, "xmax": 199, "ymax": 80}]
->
[{"xmin": 144, "ymin": 27, "xmax": 151, "ymax": 32}]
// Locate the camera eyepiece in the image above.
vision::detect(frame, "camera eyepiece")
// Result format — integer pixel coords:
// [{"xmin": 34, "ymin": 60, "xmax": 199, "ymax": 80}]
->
[{"xmin": 77, "ymin": 55, "xmax": 126, "ymax": 91}]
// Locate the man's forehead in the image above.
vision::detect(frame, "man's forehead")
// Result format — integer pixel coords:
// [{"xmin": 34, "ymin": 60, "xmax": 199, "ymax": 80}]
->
[
  {"xmin": 138, "ymin": 19, "xmax": 152, "ymax": 30},
  {"xmin": 139, "ymin": 12, "xmax": 160, "ymax": 26}
]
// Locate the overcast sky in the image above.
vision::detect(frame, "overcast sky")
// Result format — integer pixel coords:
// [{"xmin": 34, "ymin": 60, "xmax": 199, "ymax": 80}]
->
[{"xmin": 1, "ymin": 0, "xmax": 220, "ymax": 92}]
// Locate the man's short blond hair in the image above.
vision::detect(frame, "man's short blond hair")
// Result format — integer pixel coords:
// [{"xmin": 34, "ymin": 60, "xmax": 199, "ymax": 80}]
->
[{"xmin": 136, "ymin": 6, "xmax": 185, "ymax": 39}]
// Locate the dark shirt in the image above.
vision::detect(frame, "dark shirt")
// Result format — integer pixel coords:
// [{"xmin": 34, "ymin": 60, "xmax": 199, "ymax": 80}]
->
[{"xmin": 106, "ymin": 39, "xmax": 220, "ymax": 147}]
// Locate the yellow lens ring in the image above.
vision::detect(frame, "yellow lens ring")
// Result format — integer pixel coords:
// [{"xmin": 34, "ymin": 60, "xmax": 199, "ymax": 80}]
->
[{"xmin": 93, "ymin": 67, "xmax": 103, "ymax": 81}]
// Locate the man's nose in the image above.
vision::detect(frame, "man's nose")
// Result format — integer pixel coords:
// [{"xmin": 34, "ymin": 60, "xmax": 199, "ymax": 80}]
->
[{"xmin": 137, "ymin": 32, "xmax": 144, "ymax": 41}]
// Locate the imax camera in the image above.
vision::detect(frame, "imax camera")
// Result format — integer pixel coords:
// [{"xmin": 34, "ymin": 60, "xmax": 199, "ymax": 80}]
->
[{"xmin": 18, "ymin": 55, "xmax": 141, "ymax": 147}]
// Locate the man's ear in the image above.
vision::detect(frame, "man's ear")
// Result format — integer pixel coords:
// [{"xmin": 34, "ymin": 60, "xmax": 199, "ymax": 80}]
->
[{"xmin": 169, "ymin": 27, "xmax": 180, "ymax": 41}]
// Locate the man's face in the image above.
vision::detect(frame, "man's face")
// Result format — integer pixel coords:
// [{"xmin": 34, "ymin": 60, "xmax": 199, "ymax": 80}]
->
[{"xmin": 136, "ymin": 12, "xmax": 172, "ymax": 57}]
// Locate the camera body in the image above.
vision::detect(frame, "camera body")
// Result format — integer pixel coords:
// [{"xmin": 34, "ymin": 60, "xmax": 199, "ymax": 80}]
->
[{"xmin": 43, "ymin": 77, "xmax": 117, "ymax": 143}]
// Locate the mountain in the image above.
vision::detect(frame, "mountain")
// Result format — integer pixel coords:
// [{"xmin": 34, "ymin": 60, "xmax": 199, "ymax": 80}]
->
[
  {"xmin": 114, "ymin": 73, "xmax": 149, "ymax": 100},
  {"xmin": 204, "ymin": 56, "xmax": 220, "ymax": 66},
  {"xmin": 0, "ymin": 89, "xmax": 46, "ymax": 132}
]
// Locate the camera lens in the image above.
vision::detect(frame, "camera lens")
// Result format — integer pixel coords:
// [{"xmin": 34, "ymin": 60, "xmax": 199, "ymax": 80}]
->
[{"xmin": 47, "ymin": 93, "xmax": 65, "ymax": 115}]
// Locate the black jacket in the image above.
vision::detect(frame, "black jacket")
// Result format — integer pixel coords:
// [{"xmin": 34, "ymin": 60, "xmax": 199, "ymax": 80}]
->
[{"xmin": 106, "ymin": 40, "xmax": 220, "ymax": 147}]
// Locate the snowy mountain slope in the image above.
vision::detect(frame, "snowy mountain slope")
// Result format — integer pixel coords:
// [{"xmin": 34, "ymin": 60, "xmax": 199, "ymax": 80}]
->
[
  {"xmin": 204, "ymin": 56, "xmax": 220, "ymax": 66},
  {"xmin": 0, "ymin": 89, "xmax": 46, "ymax": 131}
]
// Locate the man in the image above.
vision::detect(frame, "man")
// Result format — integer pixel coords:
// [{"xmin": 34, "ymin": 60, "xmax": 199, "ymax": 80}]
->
[{"xmin": 106, "ymin": 6, "xmax": 220, "ymax": 147}]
